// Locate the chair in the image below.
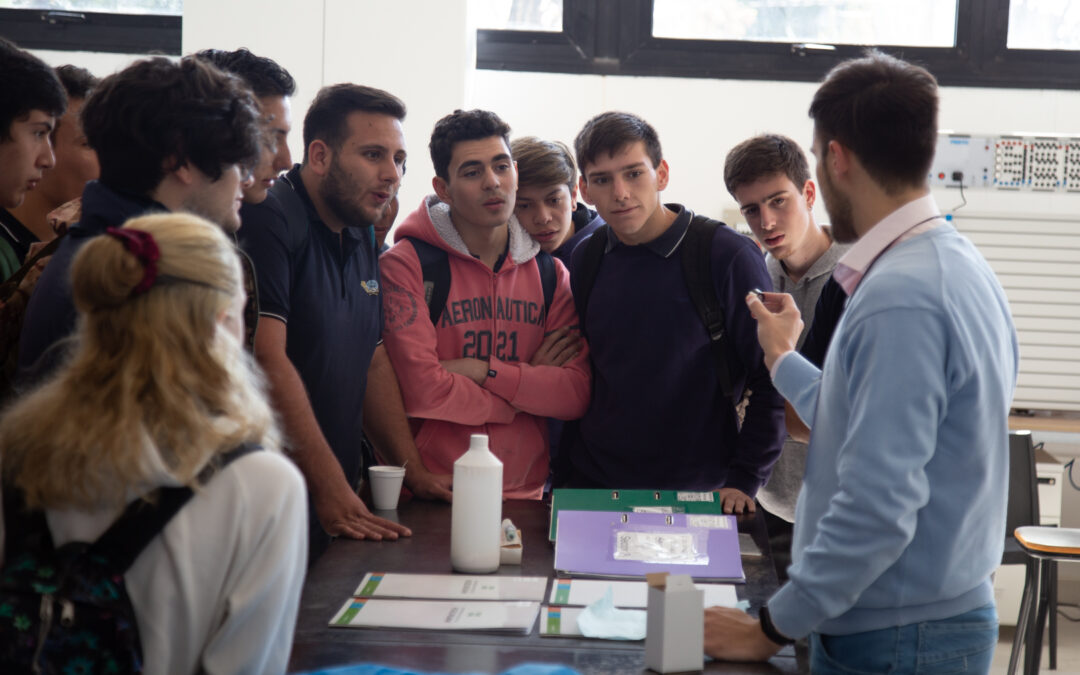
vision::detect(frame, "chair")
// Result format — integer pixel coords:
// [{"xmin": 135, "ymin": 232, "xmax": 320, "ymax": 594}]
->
[
  {"xmin": 1003, "ymin": 430, "xmax": 1042, "ymax": 675},
  {"xmin": 1011, "ymin": 527, "xmax": 1080, "ymax": 675}
]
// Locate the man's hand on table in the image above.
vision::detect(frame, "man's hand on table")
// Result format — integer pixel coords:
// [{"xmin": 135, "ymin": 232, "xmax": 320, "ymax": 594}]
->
[
  {"xmin": 745, "ymin": 291, "xmax": 803, "ymax": 372},
  {"xmin": 314, "ymin": 482, "xmax": 412, "ymax": 541},
  {"xmin": 718, "ymin": 487, "xmax": 755, "ymax": 514},
  {"xmin": 406, "ymin": 466, "xmax": 453, "ymax": 502},
  {"xmin": 704, "ymin": 607, "xmax": 782, "ymax": 662}
]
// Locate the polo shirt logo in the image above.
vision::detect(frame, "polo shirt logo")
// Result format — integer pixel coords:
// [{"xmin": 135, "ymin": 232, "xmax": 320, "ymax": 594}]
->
[{"xmin": 362, "ymin": 280, "xmax": 380, "ymax": 296}]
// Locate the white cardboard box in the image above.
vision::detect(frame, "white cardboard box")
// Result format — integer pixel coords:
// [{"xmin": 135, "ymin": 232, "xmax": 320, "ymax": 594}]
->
[{"xmin": 645, "ymin": 573, "xmax": 704, "ymax": 673}]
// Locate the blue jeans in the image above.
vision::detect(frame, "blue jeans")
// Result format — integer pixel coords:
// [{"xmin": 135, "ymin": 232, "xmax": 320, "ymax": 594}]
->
[{"xmin": 810, "ymin": 604, "xmax": 997, "ymax": 674}]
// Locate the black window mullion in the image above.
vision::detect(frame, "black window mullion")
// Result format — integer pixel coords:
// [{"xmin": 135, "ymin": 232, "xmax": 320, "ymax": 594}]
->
[
  {"xmin": 476, "ymin": 0, "xmax": 599, "ymax": 75},
  {"xmin": 978, "ymin": 0, "xmax": 1080, "ymax": 89},
  {"xmin": 0, "ymin": 8, "xmax": 180, "ymax": 55}
]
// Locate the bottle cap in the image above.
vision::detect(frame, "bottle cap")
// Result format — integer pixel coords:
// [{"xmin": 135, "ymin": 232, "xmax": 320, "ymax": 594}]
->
[{"xmin": 470, "ymin": 434, "xmax": 489, "ymax": 451}]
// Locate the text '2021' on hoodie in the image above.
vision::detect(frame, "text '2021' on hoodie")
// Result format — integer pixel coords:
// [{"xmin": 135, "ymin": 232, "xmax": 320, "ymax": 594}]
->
[{"xmin": 379, "ymin": 195, "xmax": 590, "ymax": 499}]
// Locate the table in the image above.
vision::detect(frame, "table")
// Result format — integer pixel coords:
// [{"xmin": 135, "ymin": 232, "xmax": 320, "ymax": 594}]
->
[{"xmin": 288, "ymin": 499, "xmax": 806, "ymax": 674}]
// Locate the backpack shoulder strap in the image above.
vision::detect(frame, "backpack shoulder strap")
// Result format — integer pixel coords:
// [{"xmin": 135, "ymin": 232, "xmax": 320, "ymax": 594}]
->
[
  {"xmin": 91, "ymin": 442, "xmax": 263, "ymax": 574},
  {"xmin": 571, "ymin": 224, "xmax": 610, "ymax": 327},
  {"xmin": 535, "ymin": 250, "xmax": 556, "ymax": 319},
  {"xmin": 404, "ymin": 236, "xmax": 451, "ymax": 326},
  {"xmin": 270, "ymin": 174, "xmax": 311, "ymax": 253},
  {"xmin": 1, "ymin": 480, "xmax": 52, "ymax": 554},
  {"xmin": 680, "ymin": 214, "xmax": 735, "ymax": 401},
  {"xmin": 0, "ymin": 233, "xmax": 65, "ymax": 301}
]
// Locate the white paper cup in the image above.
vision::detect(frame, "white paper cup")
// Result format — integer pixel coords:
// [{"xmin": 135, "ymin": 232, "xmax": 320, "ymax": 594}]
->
[{"xmin": 368, "ymin": 466, "xmax": 406, "ymax": 510}]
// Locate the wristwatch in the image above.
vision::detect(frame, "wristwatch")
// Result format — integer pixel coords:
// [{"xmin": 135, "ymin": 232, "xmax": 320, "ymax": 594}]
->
[{"xmin": 759, "ymin": 605, "xmax": 796, "ymax": 646}]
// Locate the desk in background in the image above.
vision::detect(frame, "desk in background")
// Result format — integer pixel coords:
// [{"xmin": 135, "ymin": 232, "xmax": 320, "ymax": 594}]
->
[{"xmin": 288, "ymin": 499, "xmax": 804, "ymax": 674}]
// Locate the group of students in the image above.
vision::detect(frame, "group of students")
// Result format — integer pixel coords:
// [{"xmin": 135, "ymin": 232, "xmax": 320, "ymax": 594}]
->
[{"xmin": 0, "ymin": 34, "xmax": 1018, "ymax": 675}]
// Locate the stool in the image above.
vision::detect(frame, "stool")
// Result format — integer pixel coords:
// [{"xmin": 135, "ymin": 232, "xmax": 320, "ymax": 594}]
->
[{"xmin": 1009, "ymin": 526, "xmax": 1080, "ymax": 674}]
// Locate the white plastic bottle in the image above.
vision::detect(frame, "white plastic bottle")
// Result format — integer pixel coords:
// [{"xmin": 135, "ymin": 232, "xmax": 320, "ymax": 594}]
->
[{"xmin": 451, "ymin": 434, "xmax": 503, "ymax": 573}]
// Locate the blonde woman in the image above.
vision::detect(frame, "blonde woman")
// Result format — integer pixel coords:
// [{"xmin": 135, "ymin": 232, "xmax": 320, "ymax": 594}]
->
[{"xmin": 0, "ymin": 213, "xmax": 307, "ymax": 674}]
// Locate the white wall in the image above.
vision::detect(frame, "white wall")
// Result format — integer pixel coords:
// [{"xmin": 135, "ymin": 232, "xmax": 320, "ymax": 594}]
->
[
  {"xmin": 183, "ymin": 0, "xmax": 469, "ymax": 214},
  {"xmin": 28, "ymin": 0, "xmax": 1080, "ymax": 222},
  {"xmin": 27, "ymin": 49, "xmax": 139, "ymax": 78}
]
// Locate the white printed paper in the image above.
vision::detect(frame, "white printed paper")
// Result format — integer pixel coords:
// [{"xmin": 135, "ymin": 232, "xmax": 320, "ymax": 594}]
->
[
  {"xmin": 685, "ymin": 515, "xmax": 733, "ymax": 529},
  {"xmin": 330, "ymin": 598, "xmax": 540, "ymax": 633},
  {"xmin": 675, "ymin": 491, "xmax": 715, "ymax": 502},
  {"xmin": 540, "ymin": 606, "xmax": 587, "ymax": 637},
  {"xmin": 549, "ymin": 578, "xmax": 738, "ymax": 609},
  {"xmin": 352, "ymin": 572, "xmax": 547, "ymax": 601}
]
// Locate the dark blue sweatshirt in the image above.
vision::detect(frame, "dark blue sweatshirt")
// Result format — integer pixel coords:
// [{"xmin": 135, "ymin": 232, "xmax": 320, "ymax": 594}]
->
[
  {"xmin": 18, "ymin": 181, "xmax": 161, "ymax": 385},
  {"xmin": 566, "ymin": 204, "xmax": 785, "ymax": 493}
]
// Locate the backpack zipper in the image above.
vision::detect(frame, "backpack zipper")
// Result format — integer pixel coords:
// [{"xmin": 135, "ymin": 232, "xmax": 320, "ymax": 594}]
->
[{"xmin": 32, "ymin": 593, "xmax": 54, "ymax": 674}]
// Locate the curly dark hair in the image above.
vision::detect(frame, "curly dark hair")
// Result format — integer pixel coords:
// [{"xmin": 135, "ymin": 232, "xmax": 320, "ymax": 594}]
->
[
  {"xmin": 194, "ymin": 48, "xmax": 295, "ymax": 99},
  {"xmin": 429, "ymin": 109, "xmax": 511, "ymax": 181},
  {"xmin": 0, "ymin": 37, "xmax": 66, "ymax": 141},
  {"xmin": 81, "ymin": 56, "xmax": 261, "ymax": 196},
  {"xmin": 55, "ymin": 64, "xmax": 98, "ymax": 101}
]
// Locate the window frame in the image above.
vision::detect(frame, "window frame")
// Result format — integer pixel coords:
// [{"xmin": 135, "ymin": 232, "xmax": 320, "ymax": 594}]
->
[
  {"xmin": 0, "ymin": 7, "xmax": 180, "ymax": 55},
  {"xmin": 476, "ymin": 0, "xmax": 1080, "ymax": 90}
]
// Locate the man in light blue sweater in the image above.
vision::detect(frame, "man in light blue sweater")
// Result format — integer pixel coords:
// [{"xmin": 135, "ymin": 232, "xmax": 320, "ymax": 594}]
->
[{"xmin": 705, "ymin": 51, "xmax": 1018, "ymax": 673}]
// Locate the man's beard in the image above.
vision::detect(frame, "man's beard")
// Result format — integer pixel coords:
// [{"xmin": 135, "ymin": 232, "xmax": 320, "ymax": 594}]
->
[
  {"xmin": 819, "ymin": 167, "xmax": 856, "ymax": 243},
  {"xmin": 320, "ymin": 156, "xmax": 383, "ymax": 227},
  {"xmin": 181, "ymin": 192, "xmax": 239, "ymax": 234}
]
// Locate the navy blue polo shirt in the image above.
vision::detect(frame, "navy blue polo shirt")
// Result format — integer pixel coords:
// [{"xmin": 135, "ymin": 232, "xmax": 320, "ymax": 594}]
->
[
  {"xmin": 238, "ymin": 165, "xmax": 382, "ymax": 489},
  {"xmin": 567, "ymin": 204, "xmax": 785, "ymax": 493}
]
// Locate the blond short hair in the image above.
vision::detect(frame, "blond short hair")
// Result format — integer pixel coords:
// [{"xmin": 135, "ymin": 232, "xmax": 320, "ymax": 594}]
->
[{"xmin": 511, "ymin": 136, "xmax": 577, "ymax": 190}]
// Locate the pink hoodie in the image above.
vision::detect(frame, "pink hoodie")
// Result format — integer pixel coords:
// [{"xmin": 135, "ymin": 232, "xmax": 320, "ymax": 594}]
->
[{"xmin": 380, "ymin": 195, "xmax": 590, "ymax": 499}]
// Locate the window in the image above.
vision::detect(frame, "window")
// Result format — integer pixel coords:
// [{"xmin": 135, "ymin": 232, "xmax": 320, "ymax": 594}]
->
[
  {"xmin": 0, "ymin": 0, "xmax": 181, "ymax": 54},
  {"xmin": 475, "ymin": 0, "xmax": 1080, "ymax": 90},
  {"xmin": 652, "ymin": 0, "xmax": 956, "ymax": 48},
  {"xmin": 474, "ymin": 0, "xmax": 563, "ymax": 31},
  {"xmin": 1007, "ymin": 0, "xmax": 1080, "ymax": 50}
]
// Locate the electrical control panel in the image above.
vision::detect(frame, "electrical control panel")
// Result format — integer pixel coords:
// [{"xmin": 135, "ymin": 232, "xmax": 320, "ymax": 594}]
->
[
  {"xmin": 929, "ymin": 135, "xmax": 993, "ymax": 189},
  {"xmin": 994, "ymin": 137, "xmax": 1026, "ymax": 189},
  {"xmin": 930, "ymin": 132, "xmax": 1080, "ymax": 192},
  {"xmin": 1065, "ymin": 144, "xmax": 1080, "ymax": 191},
  {"xmin": 1025, "ymin": 138, "xmax": 1064, "ymax": 190}
]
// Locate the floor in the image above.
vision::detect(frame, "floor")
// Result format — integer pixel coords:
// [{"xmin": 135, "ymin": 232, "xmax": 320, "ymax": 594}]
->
[{"xmin": 990, "ymin": 610, "xmax": 1080, "ymax": 674}]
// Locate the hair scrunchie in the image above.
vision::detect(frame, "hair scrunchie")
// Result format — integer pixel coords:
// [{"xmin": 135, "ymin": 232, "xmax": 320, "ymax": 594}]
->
[{"xmin": 105, "ymin": 226, "xmax": 160, "ymax": 296}]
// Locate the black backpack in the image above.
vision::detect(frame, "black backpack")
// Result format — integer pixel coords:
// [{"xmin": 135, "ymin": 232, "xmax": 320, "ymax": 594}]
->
[
  {"xmin": 571, "ymin": 214, "xmax": 737, "ymax": 402},
  {"xmin": 403, "ymin": 236, "xmax": 557, "ymax": 326},
  {"xmin": 0, "ymin": 235, "xmax": 66, "ymax": 405},
  {"xmin": 0, "ymin": 443, "xmax": 261, "ymax": 674}
]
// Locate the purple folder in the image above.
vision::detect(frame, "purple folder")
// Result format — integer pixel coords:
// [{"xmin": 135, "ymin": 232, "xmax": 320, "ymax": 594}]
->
[{"xmin": 553, "ymin": 510, "xmax": 745, "ymax": 583}]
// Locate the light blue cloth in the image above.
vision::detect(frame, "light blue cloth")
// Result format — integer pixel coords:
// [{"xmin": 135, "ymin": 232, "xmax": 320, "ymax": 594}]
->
[
  {"xmin": 767, "ymin": 220, "xmax": 1018, "ymax": 639},
  {"xmin": 576, "ymin": 585, "xmax": 647, "ymax": 640}
]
